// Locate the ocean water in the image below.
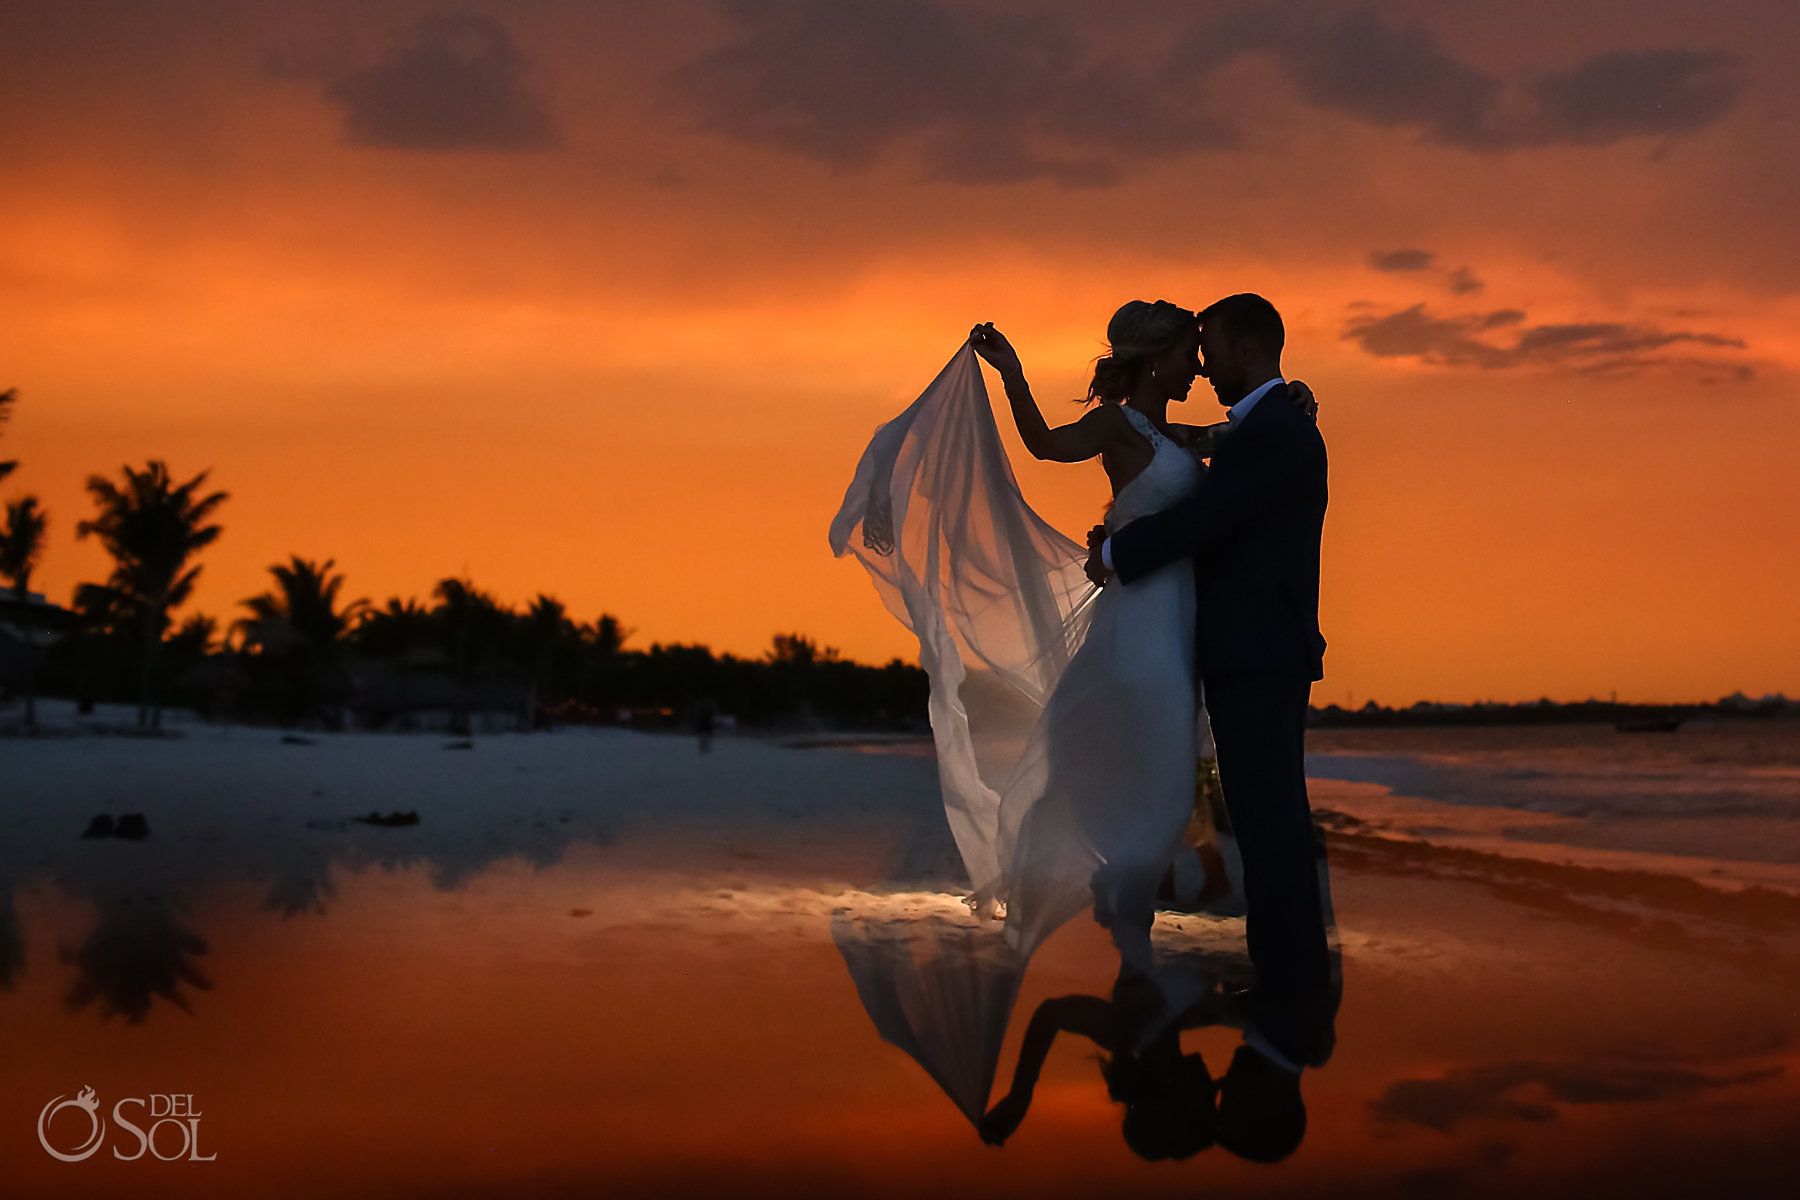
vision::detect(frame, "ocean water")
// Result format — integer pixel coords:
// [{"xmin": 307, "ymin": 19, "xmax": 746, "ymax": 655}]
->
[{"xmin": 1305, "ymin": 719, "xmax": 1800, "ymax": 891}]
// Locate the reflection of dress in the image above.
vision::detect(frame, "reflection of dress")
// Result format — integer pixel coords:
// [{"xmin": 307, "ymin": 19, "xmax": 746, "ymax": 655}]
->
[{"xmin": 831, "ymin": 345, "xmax": 1201, "ymax": 972}]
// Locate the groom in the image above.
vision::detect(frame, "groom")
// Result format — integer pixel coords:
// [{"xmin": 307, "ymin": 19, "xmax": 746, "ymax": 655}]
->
[{"xmin": 1086, "ymin": 293, "xmax": 1333, "ymax": 1065}]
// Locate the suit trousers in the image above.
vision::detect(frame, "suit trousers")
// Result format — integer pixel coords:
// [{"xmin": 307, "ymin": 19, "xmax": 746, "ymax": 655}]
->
[{"xmin": 1203, "ymin": 670, "xmax": 1332, "ymax": 1003}]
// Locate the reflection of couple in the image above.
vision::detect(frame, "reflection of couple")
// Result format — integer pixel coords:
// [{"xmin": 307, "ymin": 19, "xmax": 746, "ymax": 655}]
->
[
  {"xmin": 831, "ymin": 292, "xmax": 1337, "ymax": 1141},
  {"xmin": 979, "ymin": 956, "xmax": 1312, "ymax": 1163}
]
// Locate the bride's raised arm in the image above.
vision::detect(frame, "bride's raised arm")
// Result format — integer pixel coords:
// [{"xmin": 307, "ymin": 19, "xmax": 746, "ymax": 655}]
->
[{"xmin": 970, "ymin": 323, "xmax": 1125, "ymax": 463}]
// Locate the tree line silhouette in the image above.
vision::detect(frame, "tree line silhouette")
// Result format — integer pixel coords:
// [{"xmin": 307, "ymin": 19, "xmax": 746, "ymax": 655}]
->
[{"xmin": 0, "ymin": 388, "xmax": 926, "ymax": 734}]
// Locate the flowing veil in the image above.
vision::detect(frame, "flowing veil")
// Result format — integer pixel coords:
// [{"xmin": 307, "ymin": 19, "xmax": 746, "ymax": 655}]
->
[
  {"xmin": 828, "ymin": 343, "xmax": 1098, "ymax": 904},
  {"xmin": 827, "ymin": 342, "xmax": 1111, "ymax": 1126}
]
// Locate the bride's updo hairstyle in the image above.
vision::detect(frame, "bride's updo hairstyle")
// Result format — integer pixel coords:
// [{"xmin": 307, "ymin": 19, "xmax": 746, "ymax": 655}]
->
[{"xmin": 1086, "ymin": 299, "xmax": 1197, "ymax": 405}]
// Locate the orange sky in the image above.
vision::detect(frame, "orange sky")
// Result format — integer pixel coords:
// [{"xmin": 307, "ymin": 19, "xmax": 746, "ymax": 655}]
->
[{"xmin": 2, "ymin": 0, "xmax": 1797, "ymax": 704}]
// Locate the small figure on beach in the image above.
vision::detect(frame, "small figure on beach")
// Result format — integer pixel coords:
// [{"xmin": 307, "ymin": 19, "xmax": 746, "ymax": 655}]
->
[{"xmin": 694, "ymin": 698, "xmax": 718, "ymax": 754}]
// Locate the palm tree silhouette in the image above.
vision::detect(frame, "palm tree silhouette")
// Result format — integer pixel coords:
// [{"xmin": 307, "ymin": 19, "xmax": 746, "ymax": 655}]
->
[
  {"xmin": 0, "ymin": 388, "xmax": 17, "ymax": 486},
  {"xmin": 431, "ymin": 576, "xmax": 508, "ymax": 682},
  {"xmin": 350, "ymin": 596, "xmax": 434, "ymax": 659},
  {"xmin": 236, "ymin": 556, "xmax": 367, "ymax": 648},
  {"xmin": 236, "ymin": 556, "xmax": 367, "ymax": 725},
  {"xmin": 0, "ymin": 495, "xmax": 49, "ymax": 727},
  {"xmin": 76, "ymin": 461, "xmax": 228, "ymax": 730},
  {"xmin": 524, "ymin": 594, "xmax": 574, "ymax": 717}
]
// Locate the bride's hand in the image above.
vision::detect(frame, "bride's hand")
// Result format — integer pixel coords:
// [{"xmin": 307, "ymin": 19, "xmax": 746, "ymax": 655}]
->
[
  {"xmin": 980, "ymin": 1091, "xmax": 1031, "ymax": 1145},
  {"xmin": 969, "ymin": 322, "xmax": 1023, "ymax": 378},
  {"xmin": 1287, "ymin": 379, "xmax": 1319, "ymax": 420}
]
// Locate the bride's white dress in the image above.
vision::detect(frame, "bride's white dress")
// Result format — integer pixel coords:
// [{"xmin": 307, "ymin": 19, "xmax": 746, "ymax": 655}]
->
[{"xmin": 830, "ymin": 343, "xmax": 1202, "ymax": 973}]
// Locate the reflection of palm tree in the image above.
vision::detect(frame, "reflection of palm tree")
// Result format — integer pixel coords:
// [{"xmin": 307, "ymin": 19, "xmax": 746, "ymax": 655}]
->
[
  {"xmin": 76, "ymin": 462, "xmax": 228, "ymax": 729},
  {"xmin": 60, "ymin": 894, "xmax": 211, "ymax": 1023},
  {"xmin": 0, "ymin": 495, "xmax": 49, "ymax": 726},
  {"xmin": 0, "ymin": 880, "xmax": 24, "ymax": 991}
]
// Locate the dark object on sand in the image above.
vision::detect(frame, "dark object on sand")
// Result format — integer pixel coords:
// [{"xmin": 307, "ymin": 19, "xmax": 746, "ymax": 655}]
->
[
  {"xmin": 79, "ymin": 813, "xmax": 150, "ymax": 840},
  {"xmin": 282, "ymin": 734, "xmax": 317, "ymax": 746},
  {"xmin": 354, "ymin": 810, "xmax": 420, "ymax": 827},
  {"xmin": 444, "ymin": 740, "xmax": 474, "ymax": 750},
  {"xmin": 1616, "ymin": 715, "xmax": 1682, "ymax": 733}
]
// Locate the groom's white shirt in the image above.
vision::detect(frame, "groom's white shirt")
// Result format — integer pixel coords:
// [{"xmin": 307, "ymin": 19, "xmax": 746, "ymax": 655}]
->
[
  {"xmin": 1227, "ymin": 375, "xmax": 1286, "ymax": 427},
  {"xmin": 1098, "ymin": 375, "xmax": 1285, "ymax": 573}
]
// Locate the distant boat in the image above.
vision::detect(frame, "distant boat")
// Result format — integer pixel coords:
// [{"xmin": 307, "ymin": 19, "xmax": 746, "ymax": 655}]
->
[{"xmin": 1616, "ymin": 715, "xmax": 1683, "ymax": 733}]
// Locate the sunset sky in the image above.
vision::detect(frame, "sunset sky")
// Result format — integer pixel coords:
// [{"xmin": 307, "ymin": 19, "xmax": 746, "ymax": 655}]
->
[{"xmin": 2, "ymin": 0, "xmax": 1796, "ymax": 705}]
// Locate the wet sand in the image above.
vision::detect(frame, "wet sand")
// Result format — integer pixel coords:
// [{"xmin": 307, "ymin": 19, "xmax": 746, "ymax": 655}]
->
[{"xmin": 2, "ymin": 714, "xmax": 1797, "ymax": 1197}]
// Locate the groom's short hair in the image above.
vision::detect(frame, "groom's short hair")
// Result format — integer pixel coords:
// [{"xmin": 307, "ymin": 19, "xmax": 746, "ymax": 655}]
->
[{"xmin": 1200, "ymin": 294, "xmax": 1284, "ymax": 357}]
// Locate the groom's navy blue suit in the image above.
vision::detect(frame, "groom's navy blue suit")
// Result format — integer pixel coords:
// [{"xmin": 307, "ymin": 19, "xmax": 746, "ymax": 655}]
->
[{"xmin": 1110, "ymin": 386, "xmax": 1333, "ymax": 1054}]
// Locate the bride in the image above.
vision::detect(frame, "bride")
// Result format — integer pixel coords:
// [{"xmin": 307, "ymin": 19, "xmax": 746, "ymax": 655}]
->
[{"xmin": 830, "ymin": 300, "xmax": 1311, "ymax": 974}]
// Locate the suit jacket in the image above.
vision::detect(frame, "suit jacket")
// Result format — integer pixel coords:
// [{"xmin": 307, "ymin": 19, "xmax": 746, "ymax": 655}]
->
[{"xmin": 1109, "ymin": 391, "xmax": 1327, "ymax": 681}]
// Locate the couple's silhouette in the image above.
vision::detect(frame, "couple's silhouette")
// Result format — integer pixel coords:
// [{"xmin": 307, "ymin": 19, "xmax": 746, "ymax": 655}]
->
[{"xmin": 831, "ymin": 292, "xmax": 1338, "ymax": 1154}]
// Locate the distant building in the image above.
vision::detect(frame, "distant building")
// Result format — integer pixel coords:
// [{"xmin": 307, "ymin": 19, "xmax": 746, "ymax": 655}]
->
[{"xmin": 0, "ymin": 589, "xmax": 72, "ymax": 691}]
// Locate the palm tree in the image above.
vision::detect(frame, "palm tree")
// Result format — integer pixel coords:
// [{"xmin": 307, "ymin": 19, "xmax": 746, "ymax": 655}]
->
[
  {"xmin": 524, "ymin": 594, "xmax": 575, "ymax": 716},
  {"xmin": 431, "ymin": 576, "xmax": 509, "ymax": 682},
  {"xmin": 236, "ymin": 557, "xmax": 366, "ymax": 726},
  {"xmin": 168, "ymin": 613, "xmax": 219, "ymax": 658},
  {"xmin": 0, "ymin": 495, "xmax": 48, "ymax": 726},
  {"xmin": 588, "ymin": 613, "xmax": 631, "ymax": 656},
  {"xmin": 768, "ymin": 632, "xmax": 839, "ymax": 665},
  {"xmin": 236, "ymin": 556, "xmax": 367, "ymax": 648},
  {"xmin": 0, "ymin": 496, "xmax": 47, "ymax": 595},
  {"xmin": 77, "ymin": 461, "xmax": 228, "ymax": 729},
  {"xmin": 350, "ymin": 597, "xmax": 434, "ymax": 660},
  {"xmin": 0, "ymin": 388, "xmax": 17, "ymax": 487}
]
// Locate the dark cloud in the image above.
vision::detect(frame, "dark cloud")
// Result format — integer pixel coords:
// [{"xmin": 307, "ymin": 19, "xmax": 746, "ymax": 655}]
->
[
  {"xmin": 1344, "ymin": 304, "xmax": 1515, "ymax": 368},
  {"xmin": 1342, "ymin": 303, "xmax": 1751, "ymax": 379},
  {"xmin": 1366, "ymin": 251, "xmax": 1485, "ymax": 294},
  {"xmin": 1368, "ymin": 249, "xmax": 1436, "ymax": 272},
  {"xmin": 1185, "ymin": 8, "xmax": 1749, "ymax": 152},
  {"xmin": 1446, "ymin": 267, "xmax": 1484, "ymax": 295},
  {"xmin": 1531, "ymin": 50, "xmax": 1745, "ymax": 144},
  {"xmin": 1205, "ymin": 6, "xmax": 1504, "ymax": 147},
  {"xmin": 1372, "ymin": 1058, "xmax": 1780, "ymax": 1133},
  {"xmin": 274, "ymin": 12, "xmax": 558, "ymax": 152},
  {"xmin": 669, "ymin": 0, "xmax": 1233, "ymax": 187},
  {"xmin": 670, "ymin": 2, "xmax": 1748, "ymax": 184}
]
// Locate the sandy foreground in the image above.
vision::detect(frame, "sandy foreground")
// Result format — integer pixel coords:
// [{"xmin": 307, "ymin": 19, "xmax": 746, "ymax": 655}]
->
[{"xmin": 2, "ymin": 705, "xmax": 1798, "ymax": 1198}]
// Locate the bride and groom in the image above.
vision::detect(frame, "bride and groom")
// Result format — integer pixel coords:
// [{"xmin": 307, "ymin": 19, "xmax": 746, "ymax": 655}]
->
[{"xmin": 830, "ymin": 291, "xmax": 1335, "ymax": 1095}]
